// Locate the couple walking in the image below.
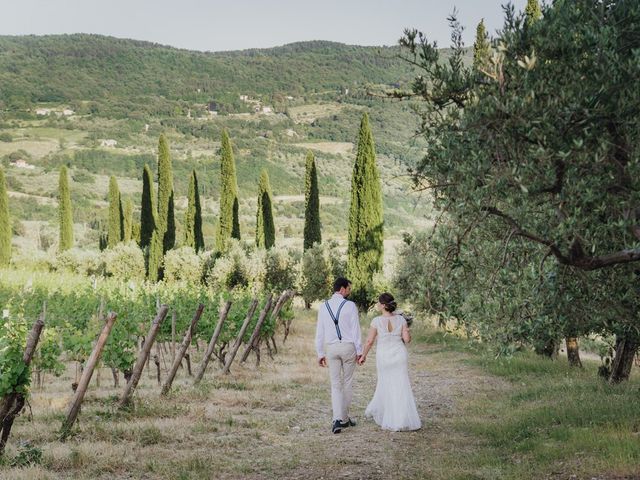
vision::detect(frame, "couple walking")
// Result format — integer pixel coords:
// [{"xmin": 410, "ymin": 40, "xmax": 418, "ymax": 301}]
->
[{"xmin": 315, "ymin": 277, "xmax": 421, "ymax": 434}]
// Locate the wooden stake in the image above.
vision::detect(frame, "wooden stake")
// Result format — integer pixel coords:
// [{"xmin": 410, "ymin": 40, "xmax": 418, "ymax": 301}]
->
[
  {"xmin": 118, "ymin": 305, "xmax": 169, "ymax": 408},
  {"xmin": 171, "ymin": 310, "xmax": 176, "ymax": 364},
  {"xmin": 194, "ymin": 301, "xmax": 232, "ymax": 384},
  {"xmin": 161, "ymin": 304, "xmax": 204, "ymax": 395},
  {"xmin": 60, "ymin": 312, "xmax": 117, "ymax": 440},
  {"xmin": 222, "ymin": 298, "xmax": 259, "ymax": 375},
  {"xmin": 240, "ymin": 294, "xmax": 274, "ymax": 363}
]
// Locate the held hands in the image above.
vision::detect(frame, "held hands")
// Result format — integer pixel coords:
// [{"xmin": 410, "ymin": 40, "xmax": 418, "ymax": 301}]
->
[
  {"xmin": 318, "ymin": 357, "xmax": 327, "ymax": 367},
  {"xmin": 357, "ymin": 355, "xmax": 366, "ymax": 366}
]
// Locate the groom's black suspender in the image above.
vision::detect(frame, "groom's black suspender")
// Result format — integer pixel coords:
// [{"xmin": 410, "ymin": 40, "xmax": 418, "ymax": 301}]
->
[{"xmin": 325, "ymin": 300, "xmax": 348, "ymax": 341}]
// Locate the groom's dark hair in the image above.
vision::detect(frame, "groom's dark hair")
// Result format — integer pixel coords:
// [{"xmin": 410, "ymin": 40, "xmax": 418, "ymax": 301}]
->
[{"xmin": 333, "ymin": 277, "xmax": 351, "ymax": 292}]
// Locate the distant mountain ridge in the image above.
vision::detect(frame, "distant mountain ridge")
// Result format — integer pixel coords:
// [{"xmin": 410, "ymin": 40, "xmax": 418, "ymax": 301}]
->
[{"xmin": 0, "ymin": 34, "xmax": 418, "ymax": 112}]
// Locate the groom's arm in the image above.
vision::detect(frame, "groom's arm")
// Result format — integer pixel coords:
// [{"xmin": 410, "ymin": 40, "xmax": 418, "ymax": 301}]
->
[{"xmin": 350, "ymin": 303, "xmax": 363, "ymax": 357}]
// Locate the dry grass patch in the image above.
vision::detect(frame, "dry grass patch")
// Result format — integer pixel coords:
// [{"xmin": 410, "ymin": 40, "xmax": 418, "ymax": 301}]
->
[
  {"xmin": 292, "ymin": 141, "xmax": 353, "ymax": 155},
  {"xmin": 287, "ymin": 103, "xmax": 353, "ymax": 124},
  {"xmin": 0, "ymin": 139, "xmax": 59, "ymax": 159}
]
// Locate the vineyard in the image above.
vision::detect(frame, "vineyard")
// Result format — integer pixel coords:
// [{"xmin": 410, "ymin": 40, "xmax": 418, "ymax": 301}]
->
[{"xmin": 0, "ymin": 269, "xmax": 296, "ymax": 459}]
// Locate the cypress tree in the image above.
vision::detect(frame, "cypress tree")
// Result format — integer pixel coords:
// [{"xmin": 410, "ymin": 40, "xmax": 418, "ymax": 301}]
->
[
  {"xmin": 123, "ymin": 197, "xmax": 133, "ymax": 243},
  {"xmin": 347, "ymin": 113, "xmax": 384, "ymax": 309},
  {"xmin": 255, "ymin": 169, "xmax": 275, "ymax": 249},
  {"xmin": 525, "ymin": 0, "xmax": 542, "ymax": 27},
  {"xmin": 473, "ymin": 19, "xmax": 491, "ymax": 71},
  {"xmin": 58, "ymin": 165, "xmax": 73, "ymax": 252},
  {"xmin": 147, "ymin": 228, "xmax": 163, "ymax": 282},
  {"xmin": 303, "ymin": 150, "xmax": 321, "ymax": 250},
  {"xmin": 0, "ymin": 167, "xmax": 11, "ymax": 266},
  {"xmin": 216, "ymin": 130, "xmax": 240, "ymax": 252},
  {"xmin": 157, "ymin": 134, "xmax": 175, "ymax": 253},
  {"xmin": 131, "ymin": 222, "xmax": 141, "ymax": 244},
  {"xmin": 108, "ymin": 175, "xmax": 122, "ymax": 248},
  {"xmin": 140, "ymin": 163, "xmax": 156, "ymax": 248},
  {"xmin": 184, "ymin": 170, "xmax": 204, "ymax": 252},
  {"xmin": 98, "ymin": 232, "xmax": 108, "ymax": 251}
]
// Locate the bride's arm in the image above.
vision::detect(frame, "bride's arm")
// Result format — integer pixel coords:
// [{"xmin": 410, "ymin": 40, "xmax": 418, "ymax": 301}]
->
[
  {"xmin": 359, "ymin": 327, "xmax": 377, "ymax": 364},
  {"xmin": 401, "ymin": 322, "xmax": 411, "ymax": 344}
]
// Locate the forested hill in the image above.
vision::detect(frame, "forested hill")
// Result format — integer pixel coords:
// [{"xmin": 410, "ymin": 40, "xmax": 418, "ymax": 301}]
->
[{"xmin": 0, "ymin": 34, "xmax": 418, "ymax": 112}]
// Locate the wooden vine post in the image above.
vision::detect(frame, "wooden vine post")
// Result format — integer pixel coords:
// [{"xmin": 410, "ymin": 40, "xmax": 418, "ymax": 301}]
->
[
  {"xmin": 240, "ymin": 294, "xmax": 274, "ymax": 363},
  {"xmin": 222, "ymin": 298, "xmax": 259, "ymax": 374},
  {"xmin": 161, "ymin": 304, "xmax": 204, "ymax": 395},
  {"xmin": 194, "ymin": 301, "xmax": 232, "ymax": 384},
  {"xmin": 0, "ymin": 313, "xmax": 45, "ymax": 456},
  {"xmin": 60, "ymin": 312, "xmax": 117, "ymax": 440},
  {"xmin": 118, "ymin": 305, "xmax": 169, "ymax": 408}
]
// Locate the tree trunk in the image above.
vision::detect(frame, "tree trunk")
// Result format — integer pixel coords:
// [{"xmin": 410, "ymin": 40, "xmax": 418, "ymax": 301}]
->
[
  {"xmin": 111, "ymin": 368, "xmax": 120, "ymax": 388},
  {"xmin": 154, "ymin": 355, "xmax": 161, "ymax": 385},
  {"xmin": 0, "ymin": 314, "xmax": 45, "ymax": 456},
  {"xmin": 0, "ymin": 395, "xmax": 25, "ymax": 456},
  {"xmin": 609, "ymin": 335, "xmax": 639, "ymax": 384},
  {"xmin": 272, "ymin": 290, "xmax": 294, "ymax": 344},
  {"xmin": 184, "ymin": 352, "xmax": 192, "ymax": 376},
  {"xmin": 565, "ymin": 337, "xmax": 582, "ymax": 368}
]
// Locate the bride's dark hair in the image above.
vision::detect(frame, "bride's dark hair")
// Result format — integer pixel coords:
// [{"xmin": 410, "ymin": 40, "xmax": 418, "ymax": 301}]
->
[{"xmin": 378, "ymin": 292, "xmax": 397, "ymax": 313}]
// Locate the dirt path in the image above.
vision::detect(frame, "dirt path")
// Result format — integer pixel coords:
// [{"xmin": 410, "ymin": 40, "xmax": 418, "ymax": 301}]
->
[{"xmin": 233, "ymin": 312, "xmax": 509, "ymax": 480}]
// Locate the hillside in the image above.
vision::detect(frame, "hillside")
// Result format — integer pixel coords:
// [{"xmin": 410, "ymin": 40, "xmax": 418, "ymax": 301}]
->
[
  {"xmin": 0, "ymin": 35, "xmax": 419, "ymax": 115},
  {"xmin": 0, "ymin": 35, "xmax": 440, "ymax": 256}
]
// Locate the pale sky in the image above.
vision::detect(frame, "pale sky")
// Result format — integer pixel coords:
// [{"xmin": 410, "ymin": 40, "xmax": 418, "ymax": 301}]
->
[{"xmin": 0, "ymin": 0, "xmax": 528, "ymax": 52}]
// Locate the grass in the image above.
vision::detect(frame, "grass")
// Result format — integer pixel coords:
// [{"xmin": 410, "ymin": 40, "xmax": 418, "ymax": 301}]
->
[{"xmin": 417, "ymin": 328, "xmax": 640, "ymax": 479}]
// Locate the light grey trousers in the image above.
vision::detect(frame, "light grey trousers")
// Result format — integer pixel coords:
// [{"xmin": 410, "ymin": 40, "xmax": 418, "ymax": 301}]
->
[{"xmin": 326, "ymin": 342, "xmax": 357, "ymax": 422}]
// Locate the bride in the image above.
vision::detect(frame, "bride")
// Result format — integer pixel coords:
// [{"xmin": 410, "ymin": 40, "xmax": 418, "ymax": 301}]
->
[{"xmin": 358, "ymin": 293, "xmax": 421, "ymax": 431}]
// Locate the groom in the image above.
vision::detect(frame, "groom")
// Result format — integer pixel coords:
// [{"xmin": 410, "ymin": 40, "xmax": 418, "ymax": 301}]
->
[{"xmin": 315, "ymin": 277, "xmax": 363, "ymax": 434}]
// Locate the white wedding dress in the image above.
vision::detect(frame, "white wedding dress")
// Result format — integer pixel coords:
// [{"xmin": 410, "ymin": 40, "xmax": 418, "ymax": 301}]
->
[{"xmin": 365, "ymin": 315, "xmax": 421, "ymax": 431}]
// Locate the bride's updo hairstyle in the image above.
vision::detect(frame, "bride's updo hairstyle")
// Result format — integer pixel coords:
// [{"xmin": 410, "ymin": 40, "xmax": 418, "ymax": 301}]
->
[{"xmin": 378, "ymin": 293, "xmax": 397, "ymax": 313}]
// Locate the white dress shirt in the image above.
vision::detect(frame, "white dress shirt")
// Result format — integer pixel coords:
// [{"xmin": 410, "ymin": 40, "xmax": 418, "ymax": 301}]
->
[{"xmin": 315, "ymin": 293, "xmax": 363, "ymax": 358}]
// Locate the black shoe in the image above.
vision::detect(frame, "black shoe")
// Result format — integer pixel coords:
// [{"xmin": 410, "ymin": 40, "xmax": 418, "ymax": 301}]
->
[
  {"xmin": 332, "ymin": 420, "xmax": 342, "ymax": 434},
  {"xmin": 339, "ymin": 418, "xmax": 356, "ymax": 428}
]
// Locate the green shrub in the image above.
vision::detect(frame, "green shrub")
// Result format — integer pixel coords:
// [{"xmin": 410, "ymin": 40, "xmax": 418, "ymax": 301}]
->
[
  {"xmin": 163, "ymin": 246, "xmax": 203, "ymax": 284},
  {"xmin": 102, "ymin": 242, "xmax": 145, "ymax": 281},
  {"xmin": 9, "ymin": 442, "xmax": 42, "ymax": 467},
  {"xmin": 50, "ymin": 248, "xmax": 105, "ymax": 276},
  {"xmin": 201, "ymin": 250, "xmax": 221, "ymax": 284},
  {"xmin": 392, "ymin": 232, "xmax": 436, "ymax": 314},
  {"xmin": 264, "ymin": 246, "xmax": 300, "ymax": 294},
  {"xmin": 246, "ymin": 248, "xmax": 267, "ymax": 290},
  {"xmin": 11, "ymin": 249, "xmax": 50, "ymax": 271},
  {"xmin": 71, "ymin": 169, "xmax": 95, "ymax": 184},
  {"xmin": 11, "ymin": 218, "xmax": 25, "ymax": 237},
  {"xmin": 205, "ymin": 240, "xmax": 250, "ymax": 290},
  {"xmin": 299, "ymin": 241, "xmax": 345, "ymax": 306}
]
